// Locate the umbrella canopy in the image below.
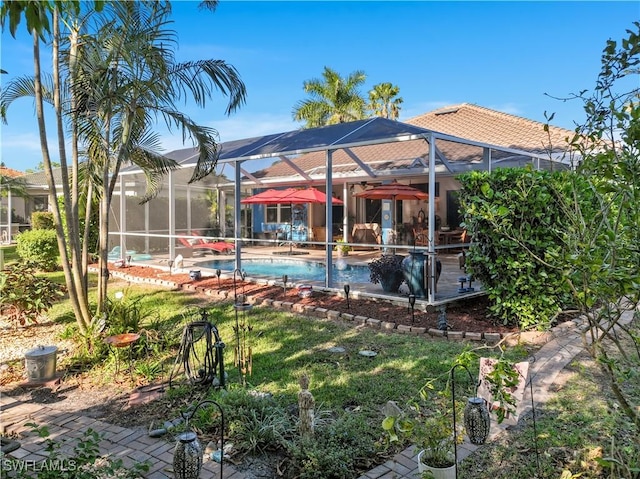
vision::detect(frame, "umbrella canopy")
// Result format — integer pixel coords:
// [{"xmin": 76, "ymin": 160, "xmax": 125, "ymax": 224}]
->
[
  {"xmin": 282, "ymin": 187, "xmax": 343, "ymax": 205},
  {"xmin": 242, "ymin": 187, "xmax": 343, "ymax": 205},
  {"xmin": 354, "ymin": 181, "xmax": 428, "ymax": 201},
  {"xmin": 241, "ymin": 188, "xmax": 297, "ymax": 205}
]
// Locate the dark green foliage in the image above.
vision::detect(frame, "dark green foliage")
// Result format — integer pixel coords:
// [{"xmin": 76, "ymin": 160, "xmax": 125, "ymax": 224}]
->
[
  {"xmin": 368, "ymin": 254, "xmax": 405, "ymax": 292},
  {"xmin": 31, "ymin": 211, "xmax": 55, "ymax": 230},
  {"xmin": 457, "ymin": 168, "xmax": 574, "ymax": 329},
  {"xmin": 0, "ymin": 262, "xmax": 65, "ymax": 325},
  {"xmin": 288, "ymin": 413, "xmax": 380, "ymax": 479},
  {"xmin": 15, "ymin": 228, "xmax": 59, "ymax": 271}
]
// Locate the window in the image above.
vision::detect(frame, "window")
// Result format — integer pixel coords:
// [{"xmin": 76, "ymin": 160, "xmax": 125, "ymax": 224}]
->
[
  {"xmin": 266, "ymin": 204, "xmax": 291, "ymax": 223},
  {"xmin": 33, "ymin": 196, "xmax": 48, "ymax": 212}
]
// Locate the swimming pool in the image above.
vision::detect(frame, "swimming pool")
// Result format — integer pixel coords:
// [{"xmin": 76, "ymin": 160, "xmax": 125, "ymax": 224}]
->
[{"xmin": 197, "ymin": 258, "xmax": 371, "ymax": 284}]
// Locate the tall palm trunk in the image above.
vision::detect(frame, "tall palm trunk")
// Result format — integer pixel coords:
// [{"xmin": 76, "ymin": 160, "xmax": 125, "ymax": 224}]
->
[{"xmin": 33, "ymin": 12, "xmax": 92, "ymax": 334}]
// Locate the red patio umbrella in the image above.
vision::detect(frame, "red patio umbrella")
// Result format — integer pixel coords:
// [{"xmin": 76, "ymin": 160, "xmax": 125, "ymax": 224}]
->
[
  {"xmin": 241, "ymin": 187, "xmax": 342, "ymax": 253},
  {"xmin": 354, "ymin": 181, "xmax": 428, "ymax": 201},
  {"xmin": 280, "ymin": 187, "xmax": 343, "ymax": 205},
  {"xmin": 240, "ymin": 188, "xmax": 297, "ymax": 205}
]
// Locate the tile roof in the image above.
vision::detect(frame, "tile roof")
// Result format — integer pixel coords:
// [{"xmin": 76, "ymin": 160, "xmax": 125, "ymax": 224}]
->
[
  {"xmin": 0, "ymin": 166, "xmax": 25, "ymax": 178},
  {"xmin": 249, "ymin": 103, "xmax": 577, "ymax": 182},
  {"xmin": 406, "ymin": 103, "xmax": 574, "ymax": 154}
]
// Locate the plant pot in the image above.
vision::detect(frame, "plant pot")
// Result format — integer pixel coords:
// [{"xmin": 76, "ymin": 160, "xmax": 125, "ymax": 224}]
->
[
  {"xmin": 379, "ymin": 271, "xmax": 404, "ymax": 293},
  {"xmin": 401, "ymin": 251, "xmax": 426, "ymax": 298},
  {"xmin": 417, "ymin": 450, "xmax": 456, "ymax": 479}
]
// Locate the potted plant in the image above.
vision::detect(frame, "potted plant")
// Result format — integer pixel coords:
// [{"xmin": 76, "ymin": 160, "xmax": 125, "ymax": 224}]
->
[
  {"xmin": 368, "ymin": 254, "xmax": 405, "ymax": 293},
  {"xmin": 334, "ymin": 239, "xmax": 351, "ymax": 256},
  {"xmin": 382, "ymin": 397, "xmax": 458, "ymax": 479}
]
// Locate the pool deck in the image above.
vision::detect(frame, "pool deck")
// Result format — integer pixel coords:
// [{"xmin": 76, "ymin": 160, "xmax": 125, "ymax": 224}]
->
[{"xmin": 133, "ymin": 242, "xmax": 481, "ymax": 308}]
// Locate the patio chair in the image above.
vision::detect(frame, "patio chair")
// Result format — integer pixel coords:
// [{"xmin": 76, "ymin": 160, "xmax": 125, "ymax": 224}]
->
[{"xmin": 178, "ymin": 236, "xmax": 235, "ymax": 255}]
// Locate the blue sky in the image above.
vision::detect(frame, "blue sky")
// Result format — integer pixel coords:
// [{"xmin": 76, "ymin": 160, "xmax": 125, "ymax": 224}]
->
[{"xmin": 1, "ymin": 1, "xmax": 638, "ymax": 172}]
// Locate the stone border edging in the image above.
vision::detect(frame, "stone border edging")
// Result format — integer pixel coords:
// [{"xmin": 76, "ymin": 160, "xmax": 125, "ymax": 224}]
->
[{"xmin": 105, "ymin": 268, "xmax": 583, "ymax": 347}]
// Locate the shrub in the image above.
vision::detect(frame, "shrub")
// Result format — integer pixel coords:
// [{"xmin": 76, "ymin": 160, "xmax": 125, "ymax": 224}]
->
[
  {"xmin": 16, "ymin": 228, "xmax": 59, "ymax": 271},
  {"xmin": 31, "ymin": 211, "xmax": 55, "ymax": 230},
  {"xmin": 457, "ymin": 168, "xmax": 575, "ymax": 329},
  {"xmin": 288, "ymin": 413, "xmax": 379, "ymax": 478},
  {"xmin": 0, "ymin": 262, "xmax": 66, "ymax": 326}
]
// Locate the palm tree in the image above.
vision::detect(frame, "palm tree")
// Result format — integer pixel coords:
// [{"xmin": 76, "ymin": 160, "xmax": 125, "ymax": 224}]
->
[
  {"xmin": 1, "ymin": 1, "xmax": 246, "ymax": 335},
  {"xmin": 293, "ymin": 67, "xmax": 368, "ymax": 128},
  {"xmin": 368, "ymin": 82, "xmax": 403, "ymax": 120}
]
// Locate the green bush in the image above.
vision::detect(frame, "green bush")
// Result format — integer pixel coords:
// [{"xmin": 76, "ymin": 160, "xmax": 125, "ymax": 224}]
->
[
  {"xmin": 31, "ymin": 211, "xmax": 55, "ymax": 230},
  {"xmin": 16, "ymin": 228, "xmax": 59, "ymax": 271},
  {"xmin": 457, "ymin": 168, "xmax": 575, "ymax": 329},
  {"xmin": 288, "ymin": 413, "xmax": 379, "ymax": 478},
  {"xmin": 0, "ymin": 262, "xmax": 66, "ymax": 326}
]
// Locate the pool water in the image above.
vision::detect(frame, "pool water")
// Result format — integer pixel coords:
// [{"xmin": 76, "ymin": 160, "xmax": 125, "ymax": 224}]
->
[{"xmin": 198, "ymin": 258, "xmax": 371, "ymax": 284}]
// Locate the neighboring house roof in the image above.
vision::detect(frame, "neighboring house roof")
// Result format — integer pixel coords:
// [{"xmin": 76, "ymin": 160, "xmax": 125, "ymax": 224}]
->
[
  {"xmin": 0, "ymin": 166, "xmax": 25, "ymax": 178},
  {"xmin": 21, "ymin": 168, "xmax": 65, "ymax": 187}
]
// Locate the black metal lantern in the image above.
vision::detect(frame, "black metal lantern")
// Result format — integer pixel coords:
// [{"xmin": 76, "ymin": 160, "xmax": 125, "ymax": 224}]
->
[
  {"xmin": 173, "ymin": 431, "xmax": 203, "ymax": 479},
  {"xmin": 173, "ymin": 399, "xmax": 225, "ymax": 479},
  {"xmin": 463, "ymin": 396, "xmax": 490, "ymax": 445}
]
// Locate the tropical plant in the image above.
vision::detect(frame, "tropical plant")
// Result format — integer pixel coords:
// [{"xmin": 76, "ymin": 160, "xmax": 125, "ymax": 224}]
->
[
  {"xmin": 556, "ymin": 22, "xmax": 640, "ymax": 431},
  {"xmin": 292, "ymin": 66, "xmax": 367, "ymax": 128},
  {"xmin": 368, "ymin": 254, "xmax": 405, "ymax": 292},
  {"xmin": 0, "ymin": 1, "xmax": 246, "ymax": 342},
  {"xmin": 334, "ymin": 238, "xmax": 351, "ymax": 254},
  {"xmin": 0, "ymin": 261, "xmax": 65, "ymax": 326},
  {"xmin": 368, "ymin": 82, "xmax": 403, "ymax": 120}
]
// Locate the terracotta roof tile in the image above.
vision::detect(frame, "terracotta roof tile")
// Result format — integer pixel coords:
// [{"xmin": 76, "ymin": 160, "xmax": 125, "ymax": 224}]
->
[
  {"xmin": 250, "ymin": 103, "xmax": 576, "ymax": 182},
  {"xmin": 0, "ymin": 166, "xmax": 25, "ymax": 178}
]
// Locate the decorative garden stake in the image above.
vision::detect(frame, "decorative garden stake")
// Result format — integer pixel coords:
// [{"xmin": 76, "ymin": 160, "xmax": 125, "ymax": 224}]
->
[
  {"xmin": 344, "ymin": 284, "xmax": 350, "ymax": 310},
  {"xmin": 408, "ymin": 294, "xmax": 416, "ymax": 323},
  {"xmin": 450, "ymin": 364, "xmax": 473, "ymax": 479},
  {"xmin": 126, "ymin": 255, "xmax": 132, "ymax": 267},
  {"xmin": 282, "ymin": 274, "xmax": 288, "ymax": 297},
  {"xmin": 437, "ymin": 305, "xmax": 448, "ymax": 331},
  {"xmin": 216, "ymin": 269, "xmax": 221, "ymax": 288},
  {"xmin": 233, "ymin": 269, "xmax": 253, "ymax": 386},
  {"xmin": 173, "ymin": 399, "xmax": 225, "ymax": 479},
  {"xmin": 168, "ymin": 259, "xmax": 174, "ymax": 275},
  {"xmin": 298, "ymin": 374, "xmax": 315, "ymax": 439},
  {"xmin": 463, "ymin": 397, "xmax": 490, "ymax": 445}
]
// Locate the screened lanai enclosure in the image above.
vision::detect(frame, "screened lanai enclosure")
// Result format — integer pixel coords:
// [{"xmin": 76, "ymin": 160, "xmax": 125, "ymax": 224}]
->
[{"xmin": 109, "ymin": 117, "xmax": 572, "ymax": 305}]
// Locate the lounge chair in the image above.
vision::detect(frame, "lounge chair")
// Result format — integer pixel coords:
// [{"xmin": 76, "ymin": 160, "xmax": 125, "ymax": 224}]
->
[{"xmin": 178, "ymin": 236, "xmax": 235, "ymax": 255}]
